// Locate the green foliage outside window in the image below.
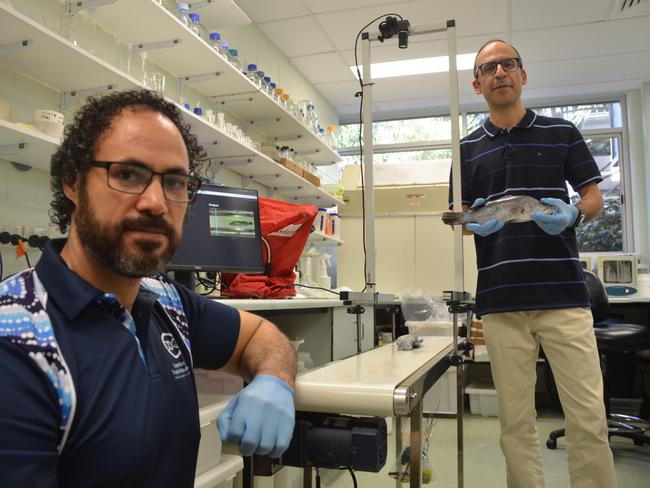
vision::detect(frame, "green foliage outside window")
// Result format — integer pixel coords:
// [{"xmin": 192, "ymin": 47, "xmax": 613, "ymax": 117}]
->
[{"xmin": 576, "ymin": 199, "xmax": 623, "ymax": 252}]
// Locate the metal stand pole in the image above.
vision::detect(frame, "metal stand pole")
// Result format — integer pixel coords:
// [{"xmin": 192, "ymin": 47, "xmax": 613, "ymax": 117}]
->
[{"xmin": 409, "ymin": 399, "xmax": 423, "ymax": 488}]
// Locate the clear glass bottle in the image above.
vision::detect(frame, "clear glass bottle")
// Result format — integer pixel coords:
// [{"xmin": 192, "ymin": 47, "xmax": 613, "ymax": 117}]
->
[
  {"xmin": 318, "ymin": 126, "xmax": 326, "ymax": 140},
  {"xmin": 193, "ymin": 102, "xmax": 203, "ymax": 117},
  {"xmin": 326, "ymin": 125, "xmax": 337, "ymax": 149},
  {"xmin": 246, "ymin": 64, "xmax": 260, "ymax": 86},
  {"xmin": 209, "ymin": 32, "xmax": 228, "ymax": 57},
  {"xmin": 60, "ymin": 8, "xmax": 79, "ymax": 46},
  {"xmin": 263, "ymin": 77, "xmax": 273, "ymax": 96},
  {"xmin": 306, "ymin": 104, "xmax": 319, "ymax": 133},
  {"xmin": 228, "ymin": 48, "xmax": 242, "ymax": 71},
  {"xmin": 188, "ymin": 13, "xmax": 201, "ymax": 37},
  {"xmin": 177, "ymin": 2, "xmax": 190, "ymax": 28},
  {"xmin": 274, "ymin": 87, "xmax": 284, "ymax": 103}
]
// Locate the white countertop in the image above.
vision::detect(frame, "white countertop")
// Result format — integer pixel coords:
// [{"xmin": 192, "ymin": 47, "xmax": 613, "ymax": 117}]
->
[
  {"xmin": 295, "ymin": 337, "xmax": 453, "ymax": 417},
  {"xmin": 208, "ymin": 298, "xmax": 344, "ymax": 311}
]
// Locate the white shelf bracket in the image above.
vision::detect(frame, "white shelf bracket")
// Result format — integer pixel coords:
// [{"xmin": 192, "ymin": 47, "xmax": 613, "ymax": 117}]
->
[
  {"xmin": 213, "ymin": 95, "xmax": 256, "ymax": 107},
  {"xmin": 248, "ymin": 117, "xmax": 281, "ymax": 126},
  {"xmin": 177, "ymin": 72, "xmax": 223, "ymax": 101},
  {"xmin": 188, "ymin": 0, "xmax": 217, "ymax": 9},
  {"xmin": 132, "ymin": 39, "xmax": 182, "ymax": 55},
  {"xmin": 253, "ymin": 174, "xmax": 281, "ymax": 182},
  {"xmin": 0, "ymin": 39, "xmax": 33, "ymax": 56},
  {"xmin": 273, "ymin": 185, "xmax": 303, "ymax": 193},
  {"xmin": 273, "ymin": 134, "xmax": 303, "ymax": 142},
  {"xmin": 295, "ymin": 149, "xmax": 321, "ymax": 156},
  {"xmin": 66, "ymin": 0, "xmax": 116, "ymax": 14},
  {"xmin": 0, "ymin": 142, "xmax": 27, "ymax": 157},
  {"xmin": 61, "ymin": 84, "xmax": 119, "ymax": 111}
]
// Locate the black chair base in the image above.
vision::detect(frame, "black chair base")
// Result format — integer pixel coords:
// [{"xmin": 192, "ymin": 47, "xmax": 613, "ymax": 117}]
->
[{"xmin": 546, "ymin": 415, "xmax": 650, "ymax": 449}]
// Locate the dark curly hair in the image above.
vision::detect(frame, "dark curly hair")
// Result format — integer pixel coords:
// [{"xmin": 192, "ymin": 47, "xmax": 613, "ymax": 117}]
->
[{"xmin": 50, "ymin": 89, "xmax": 207, "ymax": 233}]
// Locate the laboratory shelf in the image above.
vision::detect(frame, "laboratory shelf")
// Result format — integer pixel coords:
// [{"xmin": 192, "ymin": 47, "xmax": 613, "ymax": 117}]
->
[
  {"xmin": 0, "ymin": 4, "xmax": 141, "ymax": 93},
  {"xmin": 178, "ymin": 107, "xmax": 343, "ymax": 206},
  {"xmin": 308, "ymin": 231, "xmax": 344, "ymax": 247},
  {"xmin": 0, "ymin": 3, "xmax": 341, "ymax": 206},
  {"xmin": 0, "ymin": 119, "xmax": 58, "ymax": 172},
  {"xmin": 91, "ymin": 0, "xmax": 341, "ymax": 165}
]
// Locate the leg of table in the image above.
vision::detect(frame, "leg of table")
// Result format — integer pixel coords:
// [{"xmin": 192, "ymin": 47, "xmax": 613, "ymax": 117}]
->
[{"xmin": 410, "ymin": 399, "xmax": 423, "ymax": 488}]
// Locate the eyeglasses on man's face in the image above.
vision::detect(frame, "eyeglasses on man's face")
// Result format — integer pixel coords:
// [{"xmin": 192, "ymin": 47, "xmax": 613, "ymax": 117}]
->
[
  {"xmin": 90, "ymin": 161, "xmax": 202, "ymax": 203},
  {"xmin": 475, "ymin": 57, "xmax": 522, "ymax": 78}
]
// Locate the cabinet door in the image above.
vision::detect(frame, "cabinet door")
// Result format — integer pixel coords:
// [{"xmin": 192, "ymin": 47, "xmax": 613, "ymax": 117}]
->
[{"xmin": 332, "ymin": 306, "xmax": 374, "ymax": 360}]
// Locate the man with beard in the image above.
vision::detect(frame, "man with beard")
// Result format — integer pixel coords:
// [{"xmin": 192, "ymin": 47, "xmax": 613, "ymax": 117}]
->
[{"xmin": 0, "ymin": 90, "xmax": 296, "ymax": 487}]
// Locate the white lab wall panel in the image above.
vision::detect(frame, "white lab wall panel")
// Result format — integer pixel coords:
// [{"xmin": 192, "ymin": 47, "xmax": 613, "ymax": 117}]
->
[
  {"xmin": 375, "ymin": 216, "xmax": 416, "ymax": 295},
  {"xmin": 337, "ymin": 213, "xmax": 478, "ymax": 298}
]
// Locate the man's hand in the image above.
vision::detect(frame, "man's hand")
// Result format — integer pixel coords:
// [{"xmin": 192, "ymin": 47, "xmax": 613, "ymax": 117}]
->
[
  {"xmin": 217, "ymin": 374, "xmax": 295, "ymax": 458},
  {"xmin": 465, "ymin": 198, "xmax": 505, "ymax": 236},
  {"xmin": 531, "ymin": 197, "xmax": 578, "ymax": 235}
]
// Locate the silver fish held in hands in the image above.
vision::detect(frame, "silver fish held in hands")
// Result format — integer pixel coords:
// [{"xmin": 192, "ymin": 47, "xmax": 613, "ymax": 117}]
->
[{"xmin": 442, "ymin": 195, "xmax": 555, "ymax": 225}]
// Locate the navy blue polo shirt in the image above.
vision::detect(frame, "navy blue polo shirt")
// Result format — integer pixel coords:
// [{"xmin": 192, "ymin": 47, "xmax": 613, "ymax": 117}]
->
[
  {"xmin": 448, "ymin": 109, "xmax": 602, "ymax": 317},
  {"xmin": 0, "ymin": 239, "xmax": 240, "ymax": 487}
]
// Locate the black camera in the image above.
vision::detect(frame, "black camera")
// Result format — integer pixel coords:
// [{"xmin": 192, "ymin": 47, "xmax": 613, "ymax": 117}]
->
[{"xmin": 378, "ymin": 16, "xmax": 411, "ymax": 49}]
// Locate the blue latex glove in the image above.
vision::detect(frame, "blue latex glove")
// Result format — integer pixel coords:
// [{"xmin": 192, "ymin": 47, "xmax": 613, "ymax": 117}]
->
[
  {"xmin": 217, "ymin": 374, "xmax": 295, "ymax": 458},
  {"xmin": 465, "ymin": 198, "xmax": 505, "ymax": 236},
  {"xmin": 531, "ymin": 197, "xmax": 578, "ymax": 235}
]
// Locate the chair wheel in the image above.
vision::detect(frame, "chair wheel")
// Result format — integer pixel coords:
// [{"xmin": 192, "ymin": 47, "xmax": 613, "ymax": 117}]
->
[{"xmin": 546, "ymin": 439, "xmax": 557, "ymax": 449}]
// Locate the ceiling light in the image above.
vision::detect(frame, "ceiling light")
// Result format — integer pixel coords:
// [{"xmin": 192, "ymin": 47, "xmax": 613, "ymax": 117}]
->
[{"xmin": 351, "ymin": 53, "xmax": 476, "ymax": 80}]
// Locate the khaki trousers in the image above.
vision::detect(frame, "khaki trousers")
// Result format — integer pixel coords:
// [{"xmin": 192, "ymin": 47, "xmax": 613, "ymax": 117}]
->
[{"xmin": 482, "ymin": 308, "xmax": 618, "ymax": 488}]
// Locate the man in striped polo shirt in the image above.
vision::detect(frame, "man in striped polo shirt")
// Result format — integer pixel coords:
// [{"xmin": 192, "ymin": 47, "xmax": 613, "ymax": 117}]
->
[{"xmin": 449, "ymin": 40, "xmax": 618, "ymax": 487}]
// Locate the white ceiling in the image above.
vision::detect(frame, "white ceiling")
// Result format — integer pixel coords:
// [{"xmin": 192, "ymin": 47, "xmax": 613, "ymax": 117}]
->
[{"xmin": 229, "ymin": 0, "xmax": 650, "ymax": 122}]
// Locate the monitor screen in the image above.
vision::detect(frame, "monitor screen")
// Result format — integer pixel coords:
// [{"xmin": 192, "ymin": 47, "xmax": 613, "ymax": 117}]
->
[{"xmin": 168, "ymin": 184, "xmax": 265, "ymax": 274}]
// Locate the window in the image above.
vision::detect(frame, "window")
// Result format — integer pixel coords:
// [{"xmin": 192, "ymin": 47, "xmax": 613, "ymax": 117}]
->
[{"xmin": 337, "ymin": 101, "xmax": 628, "ymax": 253}]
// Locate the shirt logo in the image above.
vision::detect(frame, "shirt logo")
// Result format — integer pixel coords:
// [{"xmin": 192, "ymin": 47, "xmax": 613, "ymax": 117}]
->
[{"xmin": 161, "ymin": 333, "xmax": 181, "ymax": 359}]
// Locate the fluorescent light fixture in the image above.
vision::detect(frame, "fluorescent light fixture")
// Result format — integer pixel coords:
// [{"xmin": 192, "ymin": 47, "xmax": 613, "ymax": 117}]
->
[{"xmin": 350, "ymin": 53, "xmax": 476, "ymax": 79}]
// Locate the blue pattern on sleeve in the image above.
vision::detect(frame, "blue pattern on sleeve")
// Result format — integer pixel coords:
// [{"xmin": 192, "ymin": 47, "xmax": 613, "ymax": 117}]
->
[{"xmin": 0, "ymin": 270, "xmax": 75, "ymax": 452}]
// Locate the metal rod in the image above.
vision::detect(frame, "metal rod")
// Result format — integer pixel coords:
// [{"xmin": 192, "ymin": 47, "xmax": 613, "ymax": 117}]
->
[
  {"xmin": 356, "ymin": 312, "xmax": 363, "ymax": 354},
  {"xmin": 361, "ymin": 33, "xmax": 376, "ymax": 293},
  {"xmin": 395, "ymin": 415, "xmax": 403, "ymax": 488},
  {"xmin": 446, "ymin": 20, "xmax": 464, "ymax": 293},
  {"xmin": 457, "ymin": 361, "xmax": 465, "ymax": 488}
]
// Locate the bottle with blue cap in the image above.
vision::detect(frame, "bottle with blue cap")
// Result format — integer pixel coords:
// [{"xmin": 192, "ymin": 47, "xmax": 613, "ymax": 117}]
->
[
  {"xmin": 209, "ymin": 32, "xmax": 228, "ymax": 57},
  {"xmin": 246, "ymin": 64, "xmax": 261, "ymax": 86},
  {"xmin": 177, "ymin": 2, "xmax": 190, "ymax": 28},
  {"xmin": 263, "ymin": 76, "xmax": 273, "ymax": 95},
  {"xmin": 188, "ymin": 12, "xmax": 201, "ymax": 37}
]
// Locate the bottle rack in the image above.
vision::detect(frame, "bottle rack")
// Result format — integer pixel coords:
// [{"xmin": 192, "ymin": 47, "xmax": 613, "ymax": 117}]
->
[{"xmin": 0, "ymin": 2, "xmax": 343, "ymax": 207}]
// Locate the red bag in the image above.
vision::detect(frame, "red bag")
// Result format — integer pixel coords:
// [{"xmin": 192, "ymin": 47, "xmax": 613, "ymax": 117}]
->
[{"xmin": 222, "ymin": 198, "xmax": 318, "ymax": 298}]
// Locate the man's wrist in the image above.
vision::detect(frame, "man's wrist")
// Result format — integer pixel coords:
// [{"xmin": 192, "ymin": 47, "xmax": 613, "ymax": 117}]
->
[{"xmin": 573, "ymin": 205, "xmax": 585, "ymax": 227}]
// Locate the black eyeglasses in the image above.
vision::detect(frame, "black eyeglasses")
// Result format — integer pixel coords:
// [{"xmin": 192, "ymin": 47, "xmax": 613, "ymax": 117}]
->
[
  {"xmin": 90, "ymin": 161, "xmax": 202, "ymax": 203},
  {"xmin": 475, "ymin": 57, "xmax": 522, "ymax": 77}
]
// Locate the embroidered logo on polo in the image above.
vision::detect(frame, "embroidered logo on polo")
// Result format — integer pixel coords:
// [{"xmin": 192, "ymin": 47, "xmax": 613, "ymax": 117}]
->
[
  {"xmin": 161, "ymin": 332, "xmax": 181, "ymax": 358},
  {"xmin": 0, "ymin": 270, "xmax": 75, "ymax": 453},
  {"xmin": 141, "ymin": 275, "xmax": 192, "ymax": 366}
]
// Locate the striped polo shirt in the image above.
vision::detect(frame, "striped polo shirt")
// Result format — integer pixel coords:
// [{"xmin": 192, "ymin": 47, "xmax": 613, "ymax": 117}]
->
[{"xmin": 449, "ymin": 109, "xmax": 602, "ymax": 317}]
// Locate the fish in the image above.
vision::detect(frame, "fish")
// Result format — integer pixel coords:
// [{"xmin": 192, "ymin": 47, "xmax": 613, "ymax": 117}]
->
[{"xmin": 442, "ymin": 195, "xmax": 555, "ymax": 225}]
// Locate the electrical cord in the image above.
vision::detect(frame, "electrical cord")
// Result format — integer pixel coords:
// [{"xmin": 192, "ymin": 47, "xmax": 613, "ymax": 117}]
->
[
  {"xmin": 353, "ymin": 14, "xmax": 403, "ymax": 292},
  {"xmin": 348, "ymin": 467, "xmax": 358, "ymax": 488}
]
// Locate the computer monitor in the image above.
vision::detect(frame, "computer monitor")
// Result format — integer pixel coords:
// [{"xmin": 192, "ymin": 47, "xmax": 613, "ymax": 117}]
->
[
  {"xmin": 167, "ymin": 184, "xmax": 265, "ymax": 288},
  {"xmin": 596, "ymin": 253, "xmax": 638, "ymax": 296}
]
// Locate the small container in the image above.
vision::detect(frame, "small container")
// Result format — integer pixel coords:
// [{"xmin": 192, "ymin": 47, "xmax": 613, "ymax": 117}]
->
[
  {"xmin": 188, "ymin": 13, "xmax": 201, "ymax": 37},
  {"xmin": 209, "ymin": 32, "xmax": 228, "ymax": 57},
  {"xmin": 227, "ymin": 48, "xmax": 242, "ymax": 71},
  {"xmin": 330, "ymin": 212, "xmax": 341, "ymax": 239},
  {"xmin": 177, "ymin": 2, "xmax": 190, "ymax": 28},
  {"xmin": 193, "ymin": 102, "xmax": 203, "ymax": 117},
  {"xmin": 245, "ymin": 63, "xmax": 260, "ymax": 86},
  {"xmin": 316, "ymin": 208, "xmax": 328, "ymax": 234}
]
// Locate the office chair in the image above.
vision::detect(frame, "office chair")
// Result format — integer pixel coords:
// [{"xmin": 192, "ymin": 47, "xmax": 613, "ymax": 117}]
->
[{"xmin": 546, "ymin": 270, "xmax": 650, "ymax": 449}]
